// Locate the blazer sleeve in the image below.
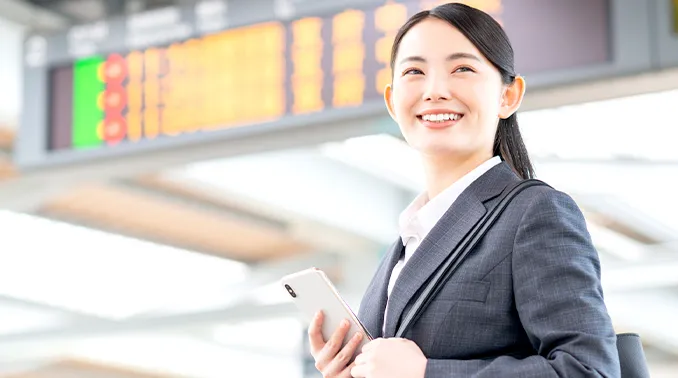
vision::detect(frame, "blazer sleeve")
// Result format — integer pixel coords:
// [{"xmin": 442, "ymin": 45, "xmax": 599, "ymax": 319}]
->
[{"xmin": 425, "ymin": 189, "xmax": 621, "ymax": 378}]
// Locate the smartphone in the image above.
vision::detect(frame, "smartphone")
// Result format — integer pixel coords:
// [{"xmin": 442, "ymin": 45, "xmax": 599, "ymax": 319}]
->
[{"xmin": 280, "ymin": 267, "xmax": 372, "ymax": 361}]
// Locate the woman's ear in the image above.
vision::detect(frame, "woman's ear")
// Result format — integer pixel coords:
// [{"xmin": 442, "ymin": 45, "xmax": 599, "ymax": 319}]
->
[
  {"xmin": 499, "ymin": 76, "xmax": 526, "ymax": 119},
  {"xmin": 384, "ymin": 83, "xmax": 397, "ymax": 121}
]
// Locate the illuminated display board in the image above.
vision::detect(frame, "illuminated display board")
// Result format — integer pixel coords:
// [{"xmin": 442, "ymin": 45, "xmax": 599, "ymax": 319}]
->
[
  {"xmin": 20, "ymin": 0, "xmax": 629, "ymax": 168},
  {"xmin": 47, "ymin": 2, "xmax": 483, "ymax": 152},
  {"xmin": 49, "ymin": 22, "xmax": 292, "ymax": 150}
]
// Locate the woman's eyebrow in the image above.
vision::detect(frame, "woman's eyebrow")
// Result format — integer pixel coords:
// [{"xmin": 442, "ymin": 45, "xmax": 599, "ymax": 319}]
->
[{"xmin": 398, "ymin": 52, "xmax": 481, "ymax": 65}]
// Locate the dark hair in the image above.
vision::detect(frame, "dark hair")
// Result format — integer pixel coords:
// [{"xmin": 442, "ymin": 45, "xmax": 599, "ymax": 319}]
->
[{"xmin": 390, "ymin": 3, "xmax": 535, "ymax": 179}]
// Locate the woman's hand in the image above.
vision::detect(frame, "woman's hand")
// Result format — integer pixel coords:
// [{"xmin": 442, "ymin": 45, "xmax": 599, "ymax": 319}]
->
[
  {"xmin": 308, "ymin": 311, "xmax": 365, "ymax": 378},
  {"xmin": 351, "ymin": 338, "xmax": 427, "ymax": 378}
]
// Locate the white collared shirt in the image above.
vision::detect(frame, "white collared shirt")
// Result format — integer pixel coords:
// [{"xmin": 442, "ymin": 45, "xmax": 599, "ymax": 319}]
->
[{"xmin": 383, "ymin": 156, "xmax": 502, "ymax": 333}]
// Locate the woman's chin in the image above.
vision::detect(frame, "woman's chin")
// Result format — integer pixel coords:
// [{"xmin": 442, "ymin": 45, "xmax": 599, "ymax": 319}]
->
[{"xmin": 414, "ymin": 144, "xmax": 467, "ymax": 158}]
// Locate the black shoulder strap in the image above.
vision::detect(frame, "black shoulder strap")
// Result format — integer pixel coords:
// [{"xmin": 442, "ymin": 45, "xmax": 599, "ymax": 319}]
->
[{"xmin": 394, "ymin": 178, "xmax": 549, "ymax": 338}]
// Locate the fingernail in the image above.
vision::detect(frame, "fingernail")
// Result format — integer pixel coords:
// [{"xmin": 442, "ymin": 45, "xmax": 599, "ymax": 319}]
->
[
  {"xmin": 355, "ymin": 332, "xmax": 362, "ymax": 339},
  {"xmin": 341, "ymin": 319, "xmax": 349, "ymax": 327}
]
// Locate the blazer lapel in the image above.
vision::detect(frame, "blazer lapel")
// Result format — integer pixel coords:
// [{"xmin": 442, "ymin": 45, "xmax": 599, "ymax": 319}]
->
[
  {"xmin": 383, "ymin": 192, "xmax": 485, "ymax": 337},
  {"xmin": 358, "ymin": 238, "xmax": 404, "ymax": 339},
  {"xmin": 382, "ymin": 162, "xmax": 519, "ymax": 338}
]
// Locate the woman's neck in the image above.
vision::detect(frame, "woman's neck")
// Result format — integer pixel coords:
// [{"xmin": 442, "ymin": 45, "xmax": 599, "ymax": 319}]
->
[{"xmin": 422, "ymin": 152, "xmax": 493, "ymax": 200}]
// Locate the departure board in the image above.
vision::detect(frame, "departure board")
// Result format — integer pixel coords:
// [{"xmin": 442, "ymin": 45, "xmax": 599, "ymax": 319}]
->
[
  {"xmin": 19, "ymin": 0, "xmax": 618, "ymax": 168},
  {"xmin": 46, "ymin": 1, "xmax": 510, "ymax": 151},
  {"xmin": 50, "ymin": 22, "xmax": 291, "ymax": 149}
]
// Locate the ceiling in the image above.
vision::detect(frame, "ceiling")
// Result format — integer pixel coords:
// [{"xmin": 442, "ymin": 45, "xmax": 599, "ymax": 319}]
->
[{"xmin": 22, "ymin": 0, "xmax": 178, "ymax": 23}]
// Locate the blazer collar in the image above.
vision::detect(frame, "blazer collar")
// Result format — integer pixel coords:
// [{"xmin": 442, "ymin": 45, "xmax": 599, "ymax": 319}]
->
[
  {"xmin": 469, "ymin": 161, "xmax": 520, "ymax": 202},
  {"xmin": 358, "ymin": 238, "xmax": 404, "ymax": 339},
  {"xmin": 382, "ymin": 161, "xmax": 520, "ymax": 337}
]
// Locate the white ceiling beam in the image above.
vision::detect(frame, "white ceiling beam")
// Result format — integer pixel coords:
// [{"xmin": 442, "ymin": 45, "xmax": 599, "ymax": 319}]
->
[
  {"xmin": 532, "ymin": 161, "xmax": 678, "ymax": 196},
  {"xmin": 0, "ymin": 0, "xmax": 69, "ymax": 30},
  {"xmin": 603, "ymin": 259, "xmax": 678, "ymax": 293},
  {"xmin": 522, "ymin": 67, "xmax": 678, "ymax": 112},
  {"xmin": 161, "ymin": 149, "xmax": 407, "ymax": 246},
  {"xmin": 606, "ymin": 290, "xmax": 678, "ymax": 356},
  {"xmin": 0, "ymin": 301, "xmax": 295, "ymax": 347},
  {"xmin": 132, "ymin": 251, "xmax": 342, "ymax": 317},
  {"xmin": 0, "ymin": 294, "xmax": 110, "ymax": 323}
]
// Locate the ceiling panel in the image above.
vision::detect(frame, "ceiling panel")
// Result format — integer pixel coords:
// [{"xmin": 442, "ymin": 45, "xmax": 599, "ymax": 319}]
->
[
  {"xmin": 0, "ymin": 299, "xmax": 65, "ymax": 336},
  {"xmin": 0, "ymin": 128, "xmax": 13, "ymax": 149},
  {"xmin": 39, "ymin": 183, "xmax": 311, "ymax": 263},
  {"xmin": 0, "ymin": 209, "xmax": 250, "ymax": 319},
  {"xmin": 0, "ymin": 358, "xmax": 182, "ymax": 377}
]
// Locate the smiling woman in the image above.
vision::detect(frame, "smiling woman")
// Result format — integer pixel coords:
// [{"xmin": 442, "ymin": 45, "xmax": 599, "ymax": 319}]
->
[
  {"xmin": 306, "ymin": 3, "xmax": 621, "ymax": 378},
  {"xmin": 385, "ymin": 9, "xmax": 533, "ymax": 194}
]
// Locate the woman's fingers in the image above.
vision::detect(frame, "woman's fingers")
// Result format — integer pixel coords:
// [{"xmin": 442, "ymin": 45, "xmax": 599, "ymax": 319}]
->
[
  {"xmin": 318, "ymin": 319, "xmax": 351, "ymax": 361},
  {"xmin": 308, "ymin": 311, "xmax": 326, "ymax": 356},
  {"xmin": 340, "ymin": 361, "xmax": 357, "ymax": 378},
  {"xmin": 309, "ymin": 314, "xmax": 365, "ymax": 377},
  {"xmin": 322, "ymin": 331, "xmax": 364, "ymax": 376}
]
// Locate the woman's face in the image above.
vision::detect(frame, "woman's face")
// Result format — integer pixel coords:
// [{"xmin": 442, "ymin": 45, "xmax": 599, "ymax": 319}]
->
[{"xmin": 385, "ymin": 17, "xmax": 518, "ymax": 161}]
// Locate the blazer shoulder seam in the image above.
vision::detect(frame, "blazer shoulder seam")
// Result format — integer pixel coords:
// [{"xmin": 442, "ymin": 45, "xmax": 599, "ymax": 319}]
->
[{"xmin": 510, "ymin": 185, "xmax": 557, "ymax": 249}]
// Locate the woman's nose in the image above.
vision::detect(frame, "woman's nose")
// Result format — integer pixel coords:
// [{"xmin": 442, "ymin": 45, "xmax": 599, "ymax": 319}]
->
[{"xmin": 422, "ymin": 74, "xmax": 451, "ymax": 101}]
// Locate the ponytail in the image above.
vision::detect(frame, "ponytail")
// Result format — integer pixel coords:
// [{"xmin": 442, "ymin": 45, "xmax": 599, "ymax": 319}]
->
[{"xmin": 493, "ymin": 113, "xmax": 535, "ymax": 180}]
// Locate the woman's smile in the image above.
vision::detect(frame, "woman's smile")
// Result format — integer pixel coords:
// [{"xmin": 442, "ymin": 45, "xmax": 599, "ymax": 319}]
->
[{"xmin": 416, "ymin": 109, "xmax": 465, "ymax": 129}]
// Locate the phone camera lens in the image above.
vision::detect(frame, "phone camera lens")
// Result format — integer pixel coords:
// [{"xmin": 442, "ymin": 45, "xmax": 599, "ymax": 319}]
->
[{"xmin": 285, "ymin": 284, "xmax": 297, "ymax": 298}]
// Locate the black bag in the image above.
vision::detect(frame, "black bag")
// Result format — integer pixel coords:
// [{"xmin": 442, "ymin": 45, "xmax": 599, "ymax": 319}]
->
[{"xmin": 395, "ymin": 179, "xmax": 650, "ymax": 378}]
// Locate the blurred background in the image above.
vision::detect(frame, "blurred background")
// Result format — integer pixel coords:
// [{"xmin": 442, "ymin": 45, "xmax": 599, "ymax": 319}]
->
[{"xmin": 0, "ymin": 0, "xmax": 677, "ymax": 376}]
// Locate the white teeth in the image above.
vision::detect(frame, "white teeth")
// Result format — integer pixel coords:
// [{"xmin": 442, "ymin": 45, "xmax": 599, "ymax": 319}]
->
[{"xmin": 422, "ymin": 113, "xmax": 461, "ymax": 122}]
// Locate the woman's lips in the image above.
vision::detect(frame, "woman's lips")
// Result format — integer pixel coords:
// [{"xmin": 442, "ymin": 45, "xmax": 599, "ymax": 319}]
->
[{"xmin": 416, "ymin": 114, "xmax": 464, "ymax": 129}]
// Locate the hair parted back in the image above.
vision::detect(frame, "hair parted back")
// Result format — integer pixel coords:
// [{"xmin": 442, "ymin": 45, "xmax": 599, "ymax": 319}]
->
[{"xmin": 389, "ymin": 2, "xmax": 535, "ymax": 180}]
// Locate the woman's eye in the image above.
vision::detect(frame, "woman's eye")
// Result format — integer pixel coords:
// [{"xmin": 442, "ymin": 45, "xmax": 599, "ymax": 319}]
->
[
  {"xmin": 454, "ymin": 66, "xmax": 474, "ymax": 73},
  {"xmin": 403, "ymin": 68, "xmax": 424, "ymax": 75}
]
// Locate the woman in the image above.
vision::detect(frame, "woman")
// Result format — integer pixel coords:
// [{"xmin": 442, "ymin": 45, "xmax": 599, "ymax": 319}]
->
[{"xmin": 308, "ymin": 3, "xmax": 620, "ymax": 378}]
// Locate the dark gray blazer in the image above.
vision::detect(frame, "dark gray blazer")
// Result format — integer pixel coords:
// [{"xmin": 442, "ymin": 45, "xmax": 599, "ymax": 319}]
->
[{"xmin": 357, "ymin": 162, "xmax": 621, "ymax": 378}]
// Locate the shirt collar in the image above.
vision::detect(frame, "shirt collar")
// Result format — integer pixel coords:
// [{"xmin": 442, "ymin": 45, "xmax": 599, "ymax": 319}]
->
[{"xmin": 398, "ymin": 156, "xmax": 502, "ymax": 241}]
